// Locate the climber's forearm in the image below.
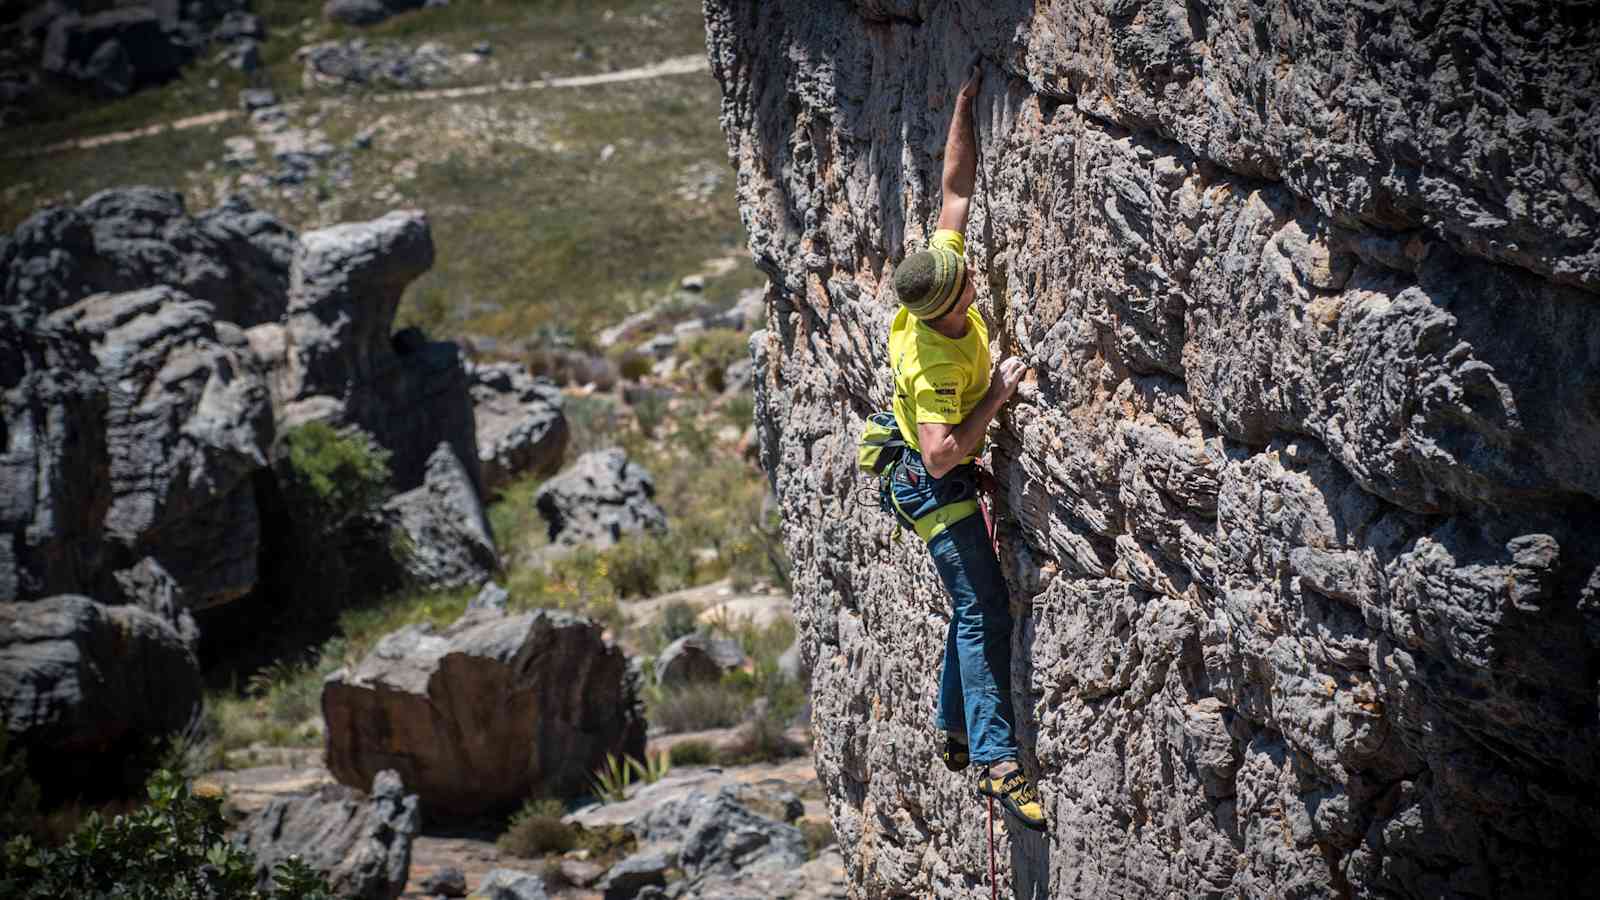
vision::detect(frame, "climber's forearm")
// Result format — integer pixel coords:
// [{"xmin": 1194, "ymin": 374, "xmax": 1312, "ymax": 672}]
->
[
  {"xmin": 937, "ymin": 94, "xmax": 976, "ymax": 232},
  {"xmin": 918, "ymin": 390, "xmax": 1002, "ymax": 479}
]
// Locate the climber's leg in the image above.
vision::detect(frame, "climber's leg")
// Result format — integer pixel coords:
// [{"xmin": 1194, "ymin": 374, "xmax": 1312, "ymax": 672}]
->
[
  {"xmin": 935, "ymin": 612, "xmax": 965, "ymax": 732},
  {"xmin": 927, "ymin": 513, "xmax": 1017, "ymax": 765}
]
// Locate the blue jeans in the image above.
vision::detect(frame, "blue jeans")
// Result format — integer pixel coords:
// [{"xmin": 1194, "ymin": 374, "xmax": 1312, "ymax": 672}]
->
[{"xmin": 890, "ymin": 453, "xmax": 1019, "ymax": 765}]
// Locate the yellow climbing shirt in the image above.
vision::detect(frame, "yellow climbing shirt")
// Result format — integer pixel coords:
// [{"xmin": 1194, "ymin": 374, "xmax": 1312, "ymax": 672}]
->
[{"xmin": 889, "ymin": 228, "xmax": 990, "ymax": 458}]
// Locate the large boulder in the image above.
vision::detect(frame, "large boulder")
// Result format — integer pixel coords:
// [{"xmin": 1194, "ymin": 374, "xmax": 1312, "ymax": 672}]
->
[
  {"xmin": 0, "ymin": 282, "xmax": 272, "ymax": 614},
  {"xmin": 234, "ymin": 769, "xmax": 419, "ymax": 900},
  {"xmin": 467, "ymin": 361, "xmax": 568, "ymax": 492},
  {"xmin": 654, "ymin": 633, "xmax": 745, "ymax": 686},
  {"xmin": 634, "ymin": 788, "xmax": 808, "ymax": 898},
  {"xmin": 383, "ymin": 442, "xmax": 499, "ymax": 589},
  {"xmin": 322, "ymin": 608, "xmax": 646, "ymax": 819},
  {"xmin": 534, "ymin": 448, "xmax": 667, "ymax": 549},
  {"xmin": 1, "ymin": 187, "xmax": 296, "ymax": 326},
  {"xmin": 43, "ymin": 8, "xmax": 190, "ymax": 95},
  {"xmin": 0, "ymin": 595, "xmax": 200, "ymax": 794}
]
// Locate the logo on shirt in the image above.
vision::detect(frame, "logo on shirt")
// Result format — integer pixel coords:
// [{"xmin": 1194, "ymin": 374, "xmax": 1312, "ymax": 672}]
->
[{"xmin": 934, "ymin": 387, "xmax": 956, "ymax": 396}]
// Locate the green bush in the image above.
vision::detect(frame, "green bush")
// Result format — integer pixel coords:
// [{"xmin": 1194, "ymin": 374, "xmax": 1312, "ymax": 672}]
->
[
  {"xmin": 659, "ymin": 601, "xmax": 700, "ymax": 644},
  {"xmin": 648, "ymin": 681, "xmax": 749, "ymax": 734},
  {"xmin": 612, "ymin": 348, "xmax": 653, "ymax": 382},
  {"xmin": 799, "ymin": 819, "xmax": 835, "ymax": 859},
  {"xmin": 603, "ymin": 537, "xmax": 664, "ymax": 599},
  {"xmin": 280, "ymin": 422, "xmax": 392, "ymax": 529},
  {"xmin": 682, "ymin": 329, "xmax": 748, "ymax": 393},
  {"xmin": 0, "ymin": 770, "xmax": 333, "ymax": 899},
  {"xmin": 498, "ymin": 798, "xmax": 575, "ymax": 858},
  {"xmin": 719, "ymin": 712, "xmax": 801, "ymax": 766},
  {"xmin": 666, "ymin": 740, "xmax": 715, "ymax": 767}
]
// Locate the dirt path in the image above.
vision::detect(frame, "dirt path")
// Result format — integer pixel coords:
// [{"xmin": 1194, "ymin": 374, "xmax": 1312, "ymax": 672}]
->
[{"xmin": 15, "ymin": 53, "xmax": 710, "ymax": 159}]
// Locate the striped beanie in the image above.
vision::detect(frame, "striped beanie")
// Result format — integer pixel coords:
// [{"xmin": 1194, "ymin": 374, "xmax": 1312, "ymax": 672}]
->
[{"xmin": 893, "ymin": 245, "xmax": 966, "ymax": 321}]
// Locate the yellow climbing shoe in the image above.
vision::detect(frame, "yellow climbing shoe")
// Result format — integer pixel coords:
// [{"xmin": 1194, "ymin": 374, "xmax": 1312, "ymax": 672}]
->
[{"xmin": 978, "ymin": 765, "xmax": 1047, "ymax": 831}]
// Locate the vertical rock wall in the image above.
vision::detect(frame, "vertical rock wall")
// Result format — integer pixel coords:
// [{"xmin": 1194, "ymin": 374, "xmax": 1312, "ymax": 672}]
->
[{"xmin": 704, "ymin": 2, "xmax": 1600, "ymax": 897}]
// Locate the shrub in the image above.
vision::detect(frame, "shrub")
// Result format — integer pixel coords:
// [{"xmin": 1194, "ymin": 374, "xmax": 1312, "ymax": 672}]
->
[
  {"xmin": 799, "ymin": 819, "xmax": 835, "ymax": 859},
  {"xmin": 666, "ymin": 740, "xmax": 715, "ymax": 767},
  {"xmin": 497, "ymin": 798, "xmax": 575, "ymax": 858},
  {"xmin": 604, "ymin": 537, "xmax": 663, "ymax": 599},
  {"xmin": 659, "ymin": 601, "xmax": 699, "ymax": 644},
  {"xmin": 719, "ymin": 712, "xmax": 801, "ymax": 766},
  {"xmin": 280, "ymin": 422, "xmax": 392, "ymax": 530},
  {"xmin": 632, "ymin": 389, "xmax": 670, "ymax": 438},
  {"xmin": 681, "ymin": 329, "xmax": 748, "ymax": 393},
  {"xmin": 612, "ymin": 348, "xmax": 653, "ymax": 382},
  {"xmin": 0, "ymin": 770, "xmax": 333, "ymax": 899},
  {"xmin": 649, "ymin": 681, "xmax": 750, "ymax": 734}
]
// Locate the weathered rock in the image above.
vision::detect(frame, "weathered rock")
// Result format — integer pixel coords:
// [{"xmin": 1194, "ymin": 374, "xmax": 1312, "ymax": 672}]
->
[
  {"xmin": 597, "ymin": 847, "xmax": 673, "ymax": 899},
  {"xmin": 468, "ymin": 580, "xmax": 509, "ymax": 613},
  {"xmin": 467, "ymin": 361, "xmax": 568, "ymax": 491},
  {"xmin": 43, "ymin": 8, "xmax": 189, "ymax": 94},
  {"xmin": 534, "ymin": 448, "xmax": 666, "ymax": 549},
  {"xmin": 383, "ymin": 443, "xmax": 498, "ymax": 589},
  {"xmin": 1, "ymin": 280, "xmax": 273, "ymax": 612},
  {"xmin": 635, "ymin": 787, "xmax": 807, "ymax": 897},
  {"xmin": 475, "ymin": 868, "xmax": 550, "ymax": 900},
  {"xmin": 234, "ymin": 769, "xmax": 419, "ymax": 900},
  {"xmin": 213, "ymin": 10, "xmax": 265, "ymax": 43},
  {"xmin": 322, "ymin": 609, "xmax": 645, "ymax": 818},
  {"xmin": 298, "ymin": 37, "xmax": 454, "ymax": 88},
  {"xmin": 0, "ymin": 595, "xmax": 200, "ymax": 793},
  {"xmin": 2, "ymin": 187, "xmax": 295, "ymax": 326},
  {"xmin": 323, "ymin": 0, "xmax": 424, "ymax": 27},
  {"xmin": 654, "ymin": 633, "xmax": 745, "ymax": 686},
  {"xmin": 420, "ymin": 864, "xmax": 467, "ymax": 897},
  {"xmin": 706, "ymin": 2, "xmax": 1600, "ymax": 898}
]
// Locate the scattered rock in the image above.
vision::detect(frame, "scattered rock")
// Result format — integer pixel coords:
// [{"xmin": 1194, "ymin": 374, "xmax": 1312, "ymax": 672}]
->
[
  {"xmin": 468, "ymin": 581, "xmax": 509, "ymax": 613},
  {"xmin": 534, "ymin": 448, "xmax": 667, "ymax": 549},
  {"xmin": 420, "ymin": 865, "xmax": 467, "ymax": 897},
  {"xmin": 239, "ymin": 87, "xmax": 277, "ymax": 110},
  {"xmin": 298, "ymin": 37, "xmax": 456, "ymax": 89},
  {"xmin": 213, "ymin": 10, "xmax": 266, "ymax": 43},
  {"xmin": 234, "ymin": 769, "xmax": 419, "ymax": 900},
  {"xmin": 557, "ymin": 859, "xmax": 605, "ymax": 888},
  {"xmin": 383, "ymin": 443, "xmax": 499, "ymax": 589},
  {"xmin": 472, "ymin": 40, "xmax": 492, "ymax": 56},
  {"xmin": 323, "ymin": 609, "xmax": 646, "ymax": 818},
  {"xmin": 475, "ymin": 868, "xmax": 550, "ymax": 900},
  {"xmin": 43, "ymin": 8, "xmax": 189, "ymax": 96},
  {"xmin": 598, "ymin": 847, "xmax": 673, "ymax": 899},
  {"xmin": 636, "ymin": 788, "xmax": 807, "ymax": 896},
  {"xmin": 220, "ymin": 38, "xmax": 260, "ymax": 72},
  {"xmin": 655, "ymin": 634, "xmax": 746, "ymax": 686},
  {"xmin": 467, "ymin": 361, "xmax": 569, "ymax": 491},
  {"xmin": 0, "ymin": 596, "xmax": 201, "ymax": 795}
]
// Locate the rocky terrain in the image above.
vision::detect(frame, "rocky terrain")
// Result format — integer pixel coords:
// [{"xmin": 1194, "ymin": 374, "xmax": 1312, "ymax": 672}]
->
[{"xmin": 706, "ymin": 2, "xmax": 1600, "ymax": 898}]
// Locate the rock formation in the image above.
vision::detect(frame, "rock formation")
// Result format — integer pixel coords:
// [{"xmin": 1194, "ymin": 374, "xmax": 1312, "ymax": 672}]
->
[
  {"xmin": 534, "ymin": 447, "xmax": 668, "ymax": 548},
  {"xmin": 467, "ymin": 360, "xmax": 569, "ymax": 492},
  {"xmin": 321, "ymin": 608, "xmax": 646, "ymax": 819},
  {"xmin": 234, "ymin": 768, "xmax": 419, "ymax": 900},
  {"xmin": 655, "ymin": 633, "xmax": 746, "ymax": 686},
  {"xmin": 705, "ymin": 2, "xmax": 1600, "ymax": 898}
]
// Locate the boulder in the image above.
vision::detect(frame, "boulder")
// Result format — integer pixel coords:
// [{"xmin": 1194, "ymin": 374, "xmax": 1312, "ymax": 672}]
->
[
  {"xmin": 654, "ymin": 634, "xmax": 745, "ymax": 686},
  {"xmin": 43, "ymin": 9, "xmax": 189, "ymax": 94},
  {"xmin": 0, "ymin": 596, "xmax": 200, "ymax": 794},
  {"xmin": 234, "ymin": 769, "xmax": 419, "ymax": 900},
  {"xmin": 322, "ymin": 609, "xmax": 646, "ymax": 819},
  {"xmin": 420, "ymin": 866, "xmax": 467, "ymax": 897},
  {"xmin": 534, "ymin": 448, "xmax": 667, "ymax": 549},
  {"xmin": 475, "ymin": 868, "xmax": 549, "ymax": 900},
  {"xmin": 383, "ymin": 443, "xmax": 498, "ymax": 589},
  {"xmin": 1, "ymin": 187, "xmax": 296, "ymax": 326},
  {"xmin": 467, "ymin": 361, "xmax": 568, "ymax": 491},
  {"xmin": 323, "ymin": 0, "xmax": 424, "ymax": 27},
  {"xmin": 468, "ymin": 581, "xmax": 509, "ymax": 613},
  {"xmin": 1, "ymin": 281, "xmax": 272, "ymax": 613},
  {"xmin": 212, "ymin": 10, "xmax": 264, "ymax": 42},
  {"xmin": 635, "ymin": 788, "xmax": 807, "ymax": 895}
]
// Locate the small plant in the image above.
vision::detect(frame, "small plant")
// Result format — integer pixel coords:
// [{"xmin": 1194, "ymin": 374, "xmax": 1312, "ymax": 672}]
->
[
  {"xmin": 721, "ymin": 712, "xmax": 800, "ymax": 766},
  {"xmin": 648, "ymin": 681, "xmax": 750, "ymax": 734},
  {"xmin": 665, "ymin": 740, "xmax": 715, "ymax": 767},
  {"xmin": 632, "ymin": 388, "xmax": 670, "ymax": 438},
  {"xmin": 681, "ymin": 328, "xmax": 748, "ymax": 393},
  {"xmin": 613, "ymin": 348, "xmax": 653, "ymax": 381},
  {"xmin": 659, "ymin": 600, "xmax": 700, "ymax": 643},
  {"xmin": 589, "ymin": 753, "xmax": 634, "ymax": 804},
  {"xmin": 627, "ymin": 750, "xmax": 671, "ymax": 785},
  {"xmin": 280, "ymin": 422, "xmax": 392, "ymax": 530},
  {"xmin": 497, "ymin": 798, "xmax": 575, "ymax": 858}
]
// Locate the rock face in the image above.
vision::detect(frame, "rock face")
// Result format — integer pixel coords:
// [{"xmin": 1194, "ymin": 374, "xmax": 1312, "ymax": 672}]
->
[
  {"xmin": 705, "ymin": 3, "xmax": 1600, "ymax": 899},
  {"xmin": 467, "ymin": 360, "xmax": 569, "ymax": 492},
  {"xmin": 534, "ymin": 448, "xmax": 667, "ymax": 548},
  {"xmin": 234, "ymin": 769, "xmax": 419, "ymax": 900},
  {"xmin": 633, "ymin": 788, "xmax": 810, "ymax": 899},
  {"xmin": 0, "ymin": 595, "xmax": 200, "ymax": 793},
  {"xmin": 321, "ymin": 608, "xmax": 646, "ymax": 819},
  {"xmin": 384, "ymin": 442, "xmax": 499, "ymax": 589}
]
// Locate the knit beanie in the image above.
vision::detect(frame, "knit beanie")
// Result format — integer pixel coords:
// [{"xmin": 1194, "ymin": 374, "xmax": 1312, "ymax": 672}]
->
[{"xmin": 893, "ymin": 246, "xmax": 966, "ymax": 321}]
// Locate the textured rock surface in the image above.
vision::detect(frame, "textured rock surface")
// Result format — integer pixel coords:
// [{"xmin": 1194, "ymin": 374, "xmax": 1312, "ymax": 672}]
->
[
  {"xmin": 0, "ymin": 595, "xmax": 200, "ymax": 791},
  {"xmin": 466, "ymin": 361, "xmax": 568, "ymax": 492},
  {"xmin": 534, "ymin": 447, "xmax": 667, "ymax": 548},
  {"xmin": 706, "ymin": 3, "xmax": 1600, "ymax": 898},
  {"xmin": 383, "ymin": 442, "xmax": 498, "ymax": 589},
  {"xmin": 234, "ymin": 769, "xmax": 419, "ymax": 900},
  {"xmin": 654, "ymin": 633, "xmax": 746, "ymax": 686},
  {"xmin": 321, "ymin": 608, "xmax": 645, "ymax": 819},
  {"xmin": 474, "ymin": 868, "xmax": 550, "ymax": 900}
]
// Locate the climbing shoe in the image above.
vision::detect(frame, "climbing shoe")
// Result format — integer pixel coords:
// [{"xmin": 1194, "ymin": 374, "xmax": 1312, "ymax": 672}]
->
[
  {"xmin": 941, "ymin": 732, "xmax": 969, "ymax": 772},
  {"xmin": 978, "ymin": 765, "xmax": 1047, "ymax": 832}
]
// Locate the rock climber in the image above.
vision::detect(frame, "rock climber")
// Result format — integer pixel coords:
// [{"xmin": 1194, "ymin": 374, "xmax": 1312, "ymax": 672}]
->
[{"xmin": 885, "ymin": 63, "xmax": 1045, "ymax": 832}]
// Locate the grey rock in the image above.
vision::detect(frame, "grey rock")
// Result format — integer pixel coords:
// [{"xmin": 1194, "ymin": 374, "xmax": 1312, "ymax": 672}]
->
[
  {"xmin": 476, "ymin": 868, "xmax": 549, "ymax": 900},
  {"xmin": 534, "ymin": 448, "xmax": 667, "ymax": 549},
  {"xmin": 383, "ymin": 442, "xmax": 497, "ymax": 590},
  {"xmin": 467, "ymin": 361, "xmax": 569, "ymax": 491},
  {"xmin": 706, "ymin": 2, "xmax": 1600, "ymax": 897},
  {"xmin": 234, "ymin": 769, "xmax": 419, "ymax": 900},
  {"xmin": 0, "ymin": 596, "xmax": 200, "ymax": 791},
  {"xmin": 598, "ymin": 848, "xmax": 673, "ymax": 899},
  {"xmin": 43, "ymin": 9, "xmax": 189, "ymax": 93},
  {"xmin": 322, "ymin": 609, "xmax": 645, "ymax": 818},
  {"xmin": 83, "ymin": 37, "xmax": 133, "ymax": 96},
  {"xmin": 213, "ymin": 10, "xmax": 265, "ymax": 43},
  {"xmin": 419, "ymin": 865, "xmax": 467, "ymax": 897},
  {"xmin": 468, "ymin": 581, "xmax": 509, "ymax": 613},
  {"xmin": 239, "ymin": 87, "xmax": 277, "ymax": 110},
  {"xmin": 472, "ymin": 41, "xmax": 492, "ymax": 56},
  {"xmin": 635, "ymin": 788, "xmax": 806, "ymax": 896},
  {"xmin": 298, "ymin": 37, "xmax": 452, "ymax": 89},
  {"xmin": 323, "ymin": 0, "xmax": 424, "ymax": 27},
  {"xmin": 655, "ymin": 633, "xmax": 745, "ymax": 686},
  {"xmin": 221, "ymin": 38, "xmax": 260, "ymax": 73}
]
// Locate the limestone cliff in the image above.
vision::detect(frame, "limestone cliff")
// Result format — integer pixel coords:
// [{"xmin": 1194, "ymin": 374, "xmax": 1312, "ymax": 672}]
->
[{"xmin": 704, "ymin": 2, "xmax": 1600, "ymax": 897}]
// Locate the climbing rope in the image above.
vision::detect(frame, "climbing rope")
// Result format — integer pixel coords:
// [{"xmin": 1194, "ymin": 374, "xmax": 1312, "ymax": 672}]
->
[{"xmin": 988, "ymin": 794, "xmax": 998, "ymax": 900}]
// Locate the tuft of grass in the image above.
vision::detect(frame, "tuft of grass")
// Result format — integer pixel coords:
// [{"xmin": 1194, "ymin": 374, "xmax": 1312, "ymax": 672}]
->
[
  {"xmin": 665, "ymin": 740, "xmax": 714, "ymax": 767},
  {"xmin": 679, "ymin": 328, "xmax": 749, "ymax": 393},
  {"xmin": 498, "ymin": 798, "xmax": 575, "ymax": 858},
  {"xmin": 718, "ymin": 712, "xmax": 802, "ymax": 766},
  {"xmin": 647, "ymin": 681, "xmax": 751, "ymax": 734}
]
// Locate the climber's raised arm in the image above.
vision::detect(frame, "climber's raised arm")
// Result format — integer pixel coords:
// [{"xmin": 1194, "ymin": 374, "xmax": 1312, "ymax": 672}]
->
[{"xmin": 936, "ymin": 64, "xmax": 982, "ymax": 234}]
